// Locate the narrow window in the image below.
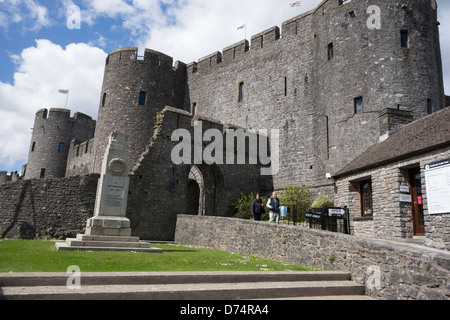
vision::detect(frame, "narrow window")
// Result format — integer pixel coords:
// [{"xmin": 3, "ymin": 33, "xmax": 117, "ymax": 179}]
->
[
  {"xmin": 85, "ymin": 141, "xmax": 89, "ymax": 154},
  {"xmin": 326, "ymin": 116, "xmax": 330, "ymax": 160},
  {"xmin": 102, "ymin": 92, "xmax": 107, "ymax": 107},
  {"xmin": 238, "ymin": 82, "xmax": 244, "ymax": 103},
  {"xmin": 401, "ymin": 30, "xmax": 409, "ymax": 48},
  {"xmin": 284, "ymin": 77, "xmax": 287, "ymax": 97},
  {"xmin": 58, "ymin": 143, "xmax": 65, "ymax": 153},
  {"xmin": 191, "ymin": 102, "xmax": 197, "ymax": 115},
  {"xmin": 139, "ymin": 91, "xmax": 147, "ymax": 106},
  {"xmin": 40, "ymin": 168, "xmax": 46, "ymax": 179},
  {"xmin": 354, "ymin": 97, "xmax": 363, "ymax": 114},
  {"xmin": 327, "ymin": 43, "xmax": 334, "ymax": 60},
  {"xmin": 31, "ymin": 142, "xmax": 36, "ymax": 152},
  {"xmin": 427, "ymin": 99, "xmax": 432, "ymax": 115},
  {"xmin": 360, "ymin": 180, "xmax": 373, "ymax": 217}
]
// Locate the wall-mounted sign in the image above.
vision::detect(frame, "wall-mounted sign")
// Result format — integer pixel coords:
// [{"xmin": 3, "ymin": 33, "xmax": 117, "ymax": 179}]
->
[
  {"xmin": 400, "ymin": 194, "xmax": 412, "ymax": 203},
  {"xmin": 400, "ymin": 186, "xmax": 410, "ymax": 193},
  {"xmin": 424, "ymin": 159, "xmax": 450, "ymax": 215}
]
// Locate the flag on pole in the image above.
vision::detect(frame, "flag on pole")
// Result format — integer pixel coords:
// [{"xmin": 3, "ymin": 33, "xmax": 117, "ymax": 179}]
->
[
  {"xmin": 290, "ymin": 1, "xmax": 301, "ymax": 7},
  {"xmin": 237, "ymin": 24, "xmax": 246, "ymax": 30},
  {"xmin": 59, "ymin": 89, "xmax": 69, "ymax": 94}
]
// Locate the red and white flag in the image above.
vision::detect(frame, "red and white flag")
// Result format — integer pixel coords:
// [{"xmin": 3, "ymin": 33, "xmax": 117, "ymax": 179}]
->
[
  {"xmin": 290, "ymin": 1, "xmax": 301, "ymax": 7},
  {"xmin": 59, "ymin": 89, "xmax": 69, "ymax": 94},
  {"xmin": 237, "ymin": 24, "xmax": 246, "ymax": 30}
]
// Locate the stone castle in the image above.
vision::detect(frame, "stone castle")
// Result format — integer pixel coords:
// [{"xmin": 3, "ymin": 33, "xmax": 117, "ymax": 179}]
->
[{"xmin": 1, "ymin": 0, "xmax": 448, "ymax": 241}]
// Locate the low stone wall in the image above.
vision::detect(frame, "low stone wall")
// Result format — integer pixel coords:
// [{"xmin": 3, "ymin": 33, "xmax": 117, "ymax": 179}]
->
[
  {"xmin": 0, "ymin": 175, "xmax": 99, "ymax": 239},
  {"xmin": 175, "ymin": 215, "xmax": 450, "ymax": 300}
]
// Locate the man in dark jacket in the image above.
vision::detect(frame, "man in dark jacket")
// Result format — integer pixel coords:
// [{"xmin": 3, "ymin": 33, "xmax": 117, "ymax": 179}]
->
[
  {"xmin": 251, "ymin": 194, "xmax": 265, "ymax": 221},
  {"xmin": 266, "ymin": 192, "xmax": 281, "ymax": 223}
]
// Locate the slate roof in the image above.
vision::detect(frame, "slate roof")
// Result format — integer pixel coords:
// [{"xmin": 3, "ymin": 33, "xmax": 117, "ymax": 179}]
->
[{"xmin": 333, "ymin": 106, "xmax": 450, "ymax": 179}]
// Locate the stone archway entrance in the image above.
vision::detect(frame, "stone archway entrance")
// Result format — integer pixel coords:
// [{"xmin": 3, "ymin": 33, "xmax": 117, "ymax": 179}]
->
[{"xmin": 186, "ymin": 164, "xmax": 223, "ymax": 216}]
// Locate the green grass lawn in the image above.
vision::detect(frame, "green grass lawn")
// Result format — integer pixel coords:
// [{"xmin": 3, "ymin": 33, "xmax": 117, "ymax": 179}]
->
[{"xmin": 0, "ymin": 240, "xmax": 313, "ymax": 273}]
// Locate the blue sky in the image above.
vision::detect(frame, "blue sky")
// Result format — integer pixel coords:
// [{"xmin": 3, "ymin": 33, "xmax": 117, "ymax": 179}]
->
[{"xmin": 0, "ymin": 0, "xmax": 449, "ymax": 174}]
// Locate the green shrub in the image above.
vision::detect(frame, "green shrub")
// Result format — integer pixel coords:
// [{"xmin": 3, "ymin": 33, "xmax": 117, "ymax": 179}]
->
[
  {"xmin": 278, "ymin": 185, "xmax": 312, "ymax": 221},
  {"xmin": 311, "ymin": 194, "xmax": 335, "ymax": 209},
  {"xmin": 231, "ymin": 192, "xmax": 269, "ymax": 221}
]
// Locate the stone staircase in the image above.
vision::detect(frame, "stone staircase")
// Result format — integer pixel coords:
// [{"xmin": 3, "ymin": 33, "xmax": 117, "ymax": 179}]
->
[{"xmin": 0, "ymin": 271, "xmax": 374, "ymax": 300}]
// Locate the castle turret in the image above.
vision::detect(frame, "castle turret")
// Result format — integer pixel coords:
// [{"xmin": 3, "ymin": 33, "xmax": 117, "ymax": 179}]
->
[
  {"xmin": 93, "ymin": 47, "xmax": 187, "ymax": 173},
  {"xmin": 25, "ymin": 108, "xmax": 96, "ymax": 180}
]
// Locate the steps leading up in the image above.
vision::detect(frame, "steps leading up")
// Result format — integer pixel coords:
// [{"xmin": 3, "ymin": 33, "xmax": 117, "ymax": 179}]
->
[
  {"xmin": 0, "ymin": 272, "xmax": 373, "ymax": 300},
  {"xmin": 55, "ymin": 236, "xmax": 163, "ymax": 253}
]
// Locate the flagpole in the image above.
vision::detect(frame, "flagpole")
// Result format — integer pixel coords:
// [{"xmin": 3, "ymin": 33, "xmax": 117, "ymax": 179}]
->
[
  {"xmin": 65, "ymin": 90, "xmax": 69, "ymax": 109},
  {"xmin": 245, "ymin": 22, "xmax": 247, "ymax": 40}
]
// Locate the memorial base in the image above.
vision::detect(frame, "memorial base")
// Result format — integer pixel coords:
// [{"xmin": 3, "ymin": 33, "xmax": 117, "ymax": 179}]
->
[{"xmin": 56, "ymin": 216, "xmax": 163, "ymax": 253}]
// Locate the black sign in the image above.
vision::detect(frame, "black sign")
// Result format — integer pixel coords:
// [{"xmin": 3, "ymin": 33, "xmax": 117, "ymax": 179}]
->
[{"xmin": 305, "ymin": 212, "xmax": 321, "ymax": 220}]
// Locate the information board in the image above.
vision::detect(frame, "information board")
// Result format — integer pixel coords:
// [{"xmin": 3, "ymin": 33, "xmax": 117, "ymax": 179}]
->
[{"xmin": 424, "ymin": 159, "xmax": 450, "ymax": 215}]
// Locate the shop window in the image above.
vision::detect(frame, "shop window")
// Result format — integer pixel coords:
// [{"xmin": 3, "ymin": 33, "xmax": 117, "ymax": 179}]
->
[{"xmin": 360, "ymin": 179, "xmax": 373, "ymax": 217}]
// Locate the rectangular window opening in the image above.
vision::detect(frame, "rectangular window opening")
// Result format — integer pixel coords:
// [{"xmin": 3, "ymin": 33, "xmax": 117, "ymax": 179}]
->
[
  {"xmin": 327, "ymin": 43, "xmax": 334, "ymax": 60},
  {"xmin": 139, "ymin": 91, "xmax": 147, "ymax": 106},
  {"xmin": 238, "ymin": 82, "xmax": 244, "ymax": 103},
  {"xmin": 427, "ymin": 98, "xmax": 432, "ymax": 115},
  {"xmin": 40, "ymin": 168, "xmax": 46, "ymax": 179},
  {"xmin": 31, "ymin": 142, "xmax": 36, "ymax": 152},
  {"xmin": 354, "ymin": 96, "xmax": 363, "ymax": 114},
  {"xmin": 102, "ymin": 93, "xmax": 107, "ymax": 107},
  {"xmin": 59, "ymin": 143, "xmax": 65, "ymax": 153},
  {"xmin": 360, "ymin": 179, "xmax": 373, "ymax": 217},
  {"xmin": 284, "ymin": 77, "xmax": 287, "ymax": 97},
  {"xmin": 401, "ymin": 30, "xmax": 409, "ymax": 48}
]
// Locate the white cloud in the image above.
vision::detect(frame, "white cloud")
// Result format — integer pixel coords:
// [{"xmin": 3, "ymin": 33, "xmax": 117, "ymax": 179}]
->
[
  {"xmin": 0, "ymin": 0, "xmax": 51, "ymax": 31},
  {"xmin": 137, "ymin": 0, "xmax": 323, "ymax": 63},
  {"xmin": 0, "ymin": 40, "xmax": 107, "ymax": 172}
]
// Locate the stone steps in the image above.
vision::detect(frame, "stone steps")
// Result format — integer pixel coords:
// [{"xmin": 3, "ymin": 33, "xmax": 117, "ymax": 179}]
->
[
  {"xmin": 0, "ymin": 272, "xmax": 373, "ymax": 300},
  {"xmin": 55, "ymin": 236, "xmax": 163, "ymax": 253}
]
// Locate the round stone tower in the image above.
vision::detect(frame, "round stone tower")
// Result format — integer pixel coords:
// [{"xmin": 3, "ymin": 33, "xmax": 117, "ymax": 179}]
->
[
  {"xmin": 25, "ymin": 108, "xmax": 96, "ymax": 180},
  {"xmin": 93, "ymin": 47, "xmax": 187, "ymax": 173}
]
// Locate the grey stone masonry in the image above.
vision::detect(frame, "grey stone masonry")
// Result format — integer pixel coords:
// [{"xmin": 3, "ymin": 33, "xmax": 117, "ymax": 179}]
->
[
  {"xmin": 185, "ymin": 0, "xmax": 445, "ymax": 192},
  {"xmin": 0, "ymin": 175, "xmax": 99, "ymax": 239},
  {"xmin": 25, "ymin": 109, "xmax": 96, "ymax": 180},
  {"xmin": 175, "ymin": 215, "xmax": 450, "ymax": 300}
]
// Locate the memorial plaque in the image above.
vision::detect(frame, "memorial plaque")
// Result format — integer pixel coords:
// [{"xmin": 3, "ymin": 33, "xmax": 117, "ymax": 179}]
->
[{"xmin": 102, "ymin": 219, "xmax": 122, "ymax": 229}]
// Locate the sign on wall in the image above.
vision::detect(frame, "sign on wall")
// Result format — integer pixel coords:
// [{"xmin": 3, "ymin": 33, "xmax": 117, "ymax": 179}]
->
[{"xmin": 424, "ymin": 159, "xmax": 450, "ymax": 215}]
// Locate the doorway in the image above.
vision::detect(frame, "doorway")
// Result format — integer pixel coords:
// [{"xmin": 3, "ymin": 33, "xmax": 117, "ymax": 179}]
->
[{"xmin": 409, "ymin": 168, "xmax": 425, "ymax": 236}]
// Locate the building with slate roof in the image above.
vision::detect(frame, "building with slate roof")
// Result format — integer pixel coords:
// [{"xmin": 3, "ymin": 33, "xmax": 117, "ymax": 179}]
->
[{"xmin": 333, "ymin": 107, "xmax": 450, "ymax": 250}]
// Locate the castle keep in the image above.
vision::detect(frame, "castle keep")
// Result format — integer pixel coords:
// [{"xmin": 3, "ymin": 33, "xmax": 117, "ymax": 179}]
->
[{"xmin": 1, "ymin": 0, "xmax": 448, "ymax": 243}]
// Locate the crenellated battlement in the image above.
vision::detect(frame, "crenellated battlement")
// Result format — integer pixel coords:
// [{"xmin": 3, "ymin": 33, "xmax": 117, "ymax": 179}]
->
[
  {"xmin": 34, "ymin": 108, "xmax": 94, "ymax": 124},
  {"xmin": 106, "ymin": 47, "xmax": 186, "ymax": 73},
  {"xmin": 185, "ymin": 8, "xmax": 317, "ymax": 74}
]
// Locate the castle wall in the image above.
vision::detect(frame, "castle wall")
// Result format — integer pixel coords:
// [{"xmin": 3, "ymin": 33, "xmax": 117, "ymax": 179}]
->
[
  {"xmin": 175, "ymin": 215, "xmax": 450, "ymax": 300},
  {"xmin": 127, "ymin": 107, "xmax": 271, "ymax": 241},
  {"xmin": 65, "ymin": 138, "xmax": 96, "ymax": 177},
  {"xmin": 0, "ymin": 175, "xmax": 99, "ymax": 239},
  {"xmin": 24, "ymin": 109, "xmax": 96, "ymax": 180},
  {"xmin": 185, "ymin": 0, "xmax": 445, "ymax": 193},
  {"xmin": 93, "ymin": 47, "xmax": 187, "ymax": 174}
]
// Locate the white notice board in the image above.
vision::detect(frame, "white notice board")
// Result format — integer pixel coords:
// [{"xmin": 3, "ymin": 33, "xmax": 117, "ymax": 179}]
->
[{"xmin": 424, "ymin": 159, "xmax": 450, "ymax": 215}]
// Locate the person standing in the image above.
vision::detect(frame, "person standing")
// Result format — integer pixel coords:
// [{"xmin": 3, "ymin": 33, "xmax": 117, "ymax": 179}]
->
[
  {"xmin": 251, "ymin": 193, "xmax": 265, "ymax": 221},
  {"xmin": 267, "ymin": 192, "xmax": 281, "ymax": 223}
]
